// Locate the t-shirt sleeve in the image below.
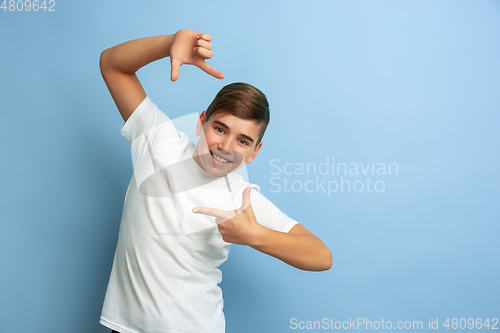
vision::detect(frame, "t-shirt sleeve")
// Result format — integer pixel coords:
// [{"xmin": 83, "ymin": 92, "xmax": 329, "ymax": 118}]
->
[
  {"xmin": 120, "ymin": 96, "xmax": 182, "ymax": 149},
  {"xmin": 119, "ymin": 96, "xmax": 189, "ymax": 190},
  {"xmin": 250, "ymin": 189, "xmax": 299, "ymax": 233}
]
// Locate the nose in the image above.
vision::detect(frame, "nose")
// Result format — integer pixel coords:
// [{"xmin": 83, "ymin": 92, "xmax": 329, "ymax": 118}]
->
[
  {"xmin": 216, "ymin": 137, "xmax": 234, "ymax": 155},
  {"xmin": 218, "ymin": 138, "xmax": 232, "ymax": 151}
]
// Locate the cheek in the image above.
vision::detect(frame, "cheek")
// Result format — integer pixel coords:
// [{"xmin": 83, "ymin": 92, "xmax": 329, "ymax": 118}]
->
[
  {"xmin": 203, "ymin": 131, "xmax": 219, "ymax": 146},
  {"xmin": 240, "ymin": 147, "xmax": 253, "ymax": 159}
]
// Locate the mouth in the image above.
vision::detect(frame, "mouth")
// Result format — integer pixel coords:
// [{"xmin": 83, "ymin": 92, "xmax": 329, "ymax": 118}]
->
[{"xmin": 209, "ymin": 149, "xmax": 233, "ymax": 165}]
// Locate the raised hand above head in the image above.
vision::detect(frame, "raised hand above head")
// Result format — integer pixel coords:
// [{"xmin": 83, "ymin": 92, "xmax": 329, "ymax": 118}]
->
[{"xmin": 169, "ymin": 29, "xmax": 225, "ymax": 82}]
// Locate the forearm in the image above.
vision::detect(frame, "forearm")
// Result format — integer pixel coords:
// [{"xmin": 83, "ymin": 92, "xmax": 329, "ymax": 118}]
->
[
  {"xmin": 250, "ymin": 226, "xmax": 332, "ymax": 271},
  {"xmin": 100, "ymin": 34, "xmax": 174, "ymax": 74}
]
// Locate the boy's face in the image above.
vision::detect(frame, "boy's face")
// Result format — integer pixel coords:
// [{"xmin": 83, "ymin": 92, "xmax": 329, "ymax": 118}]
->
[{"xmin": 193, "ymin": 110, "xmax": 263, "ymax": 177}]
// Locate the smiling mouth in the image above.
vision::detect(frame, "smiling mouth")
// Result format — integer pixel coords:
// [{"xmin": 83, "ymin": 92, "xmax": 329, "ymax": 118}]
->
[{"xmin": 209, "ymin": 149, "xmax": 233, "ymax": 164}]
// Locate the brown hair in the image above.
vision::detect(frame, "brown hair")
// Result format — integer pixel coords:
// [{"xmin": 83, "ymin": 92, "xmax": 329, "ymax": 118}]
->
[{"xmin": 205, "ymin": 82, "xmax": 270, "ymax": 147}]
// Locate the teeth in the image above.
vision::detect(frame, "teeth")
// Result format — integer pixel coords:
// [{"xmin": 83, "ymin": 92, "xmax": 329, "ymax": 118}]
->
[{"xmin": 211, "ymin": 150, "xmax": 229, "ymax": 163}]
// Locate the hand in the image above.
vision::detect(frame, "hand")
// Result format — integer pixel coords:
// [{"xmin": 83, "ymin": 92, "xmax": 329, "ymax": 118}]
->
[
  {"xmin": 169, "ymin": 29, "xmax": 225, "ymax": 82},
  {"xmin": 192, "ymin": 187, "xmax": 263, "ymax": 246}
]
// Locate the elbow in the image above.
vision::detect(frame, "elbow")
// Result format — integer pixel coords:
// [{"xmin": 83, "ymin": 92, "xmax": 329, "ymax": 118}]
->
[
  {"xmin": 321, "ymin": 248, "xmax": 333, "ymax": 271},
  {"xmin": 306, "ymin": 243, "xmax": 332, "ymax": 272},
  {"xmin": 327, "ymin": 253, "xmax": 333, "ymax": 270},
  {"xmin": 313, "ymin": 247, "xmax": 332, "ymax": 272},
  {"xmin": 99, "ymin": 50, "xmax": 107, "ymax": 72},
  {"xmin": 99, "ymin": 49, "xmax": 111, "ymax": 76},
  {"xmin": 303, "ymin": 247, "xmax": 332, "ymax": 272}
]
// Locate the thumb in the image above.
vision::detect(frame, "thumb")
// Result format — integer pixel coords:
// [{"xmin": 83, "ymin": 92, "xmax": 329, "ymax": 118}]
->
[
  {"xmin": 170, "ymin": 58, "xmax": 181, "ymax": 81},
  {"xmin": 241, "ymin": 187, "xmax": 252, "ymax": 212}
]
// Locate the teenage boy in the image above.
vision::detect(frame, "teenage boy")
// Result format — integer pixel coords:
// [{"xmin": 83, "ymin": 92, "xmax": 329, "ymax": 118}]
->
[{"xmin": 99, "ymin": 29, "xmax": 332, "ymax": 333}]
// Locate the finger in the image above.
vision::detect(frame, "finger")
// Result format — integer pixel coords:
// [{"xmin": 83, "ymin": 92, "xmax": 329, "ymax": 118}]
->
[
  {"xmin": 170, "ymin": 58, "xmax": 181, "ymax": 82},
  {"xmin": 196, "ymin": 33, "xmax": 212, "ymax": 42},
  {"xmin": 217, "ymin": 209, "xmax": 239, "ymax": 225},
  {"xmin": 217, "ymin": 210, "xmax": 238, "ymax": 226},
  {"xmin": 194, "ymin": 46, "xmax": 213, "ymax": 60},
  {"xmin": 192, "ymin": 206, "xmax": 229, "ymax": 219},
  {"xmin": 241, "ymin": 187, "xmax": 252, "ymax": 212},
  {"xmin": 194, "ymin": 59, "xmax": 225, "ymax": 80},
  {"xmin": 196, "ymin": 39, "xmax": 212, "ymax": 50}
]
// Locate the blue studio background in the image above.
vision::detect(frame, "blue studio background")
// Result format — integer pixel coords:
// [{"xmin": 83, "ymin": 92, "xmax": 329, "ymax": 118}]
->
[{"xmin": 1, "ymin": 1, "xmax": 499, "ymax": 332}]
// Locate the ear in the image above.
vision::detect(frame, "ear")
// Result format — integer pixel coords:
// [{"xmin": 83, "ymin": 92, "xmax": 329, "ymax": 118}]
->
[
  {"xmin": 246, "ymin": 141, "xmax": 263, "ymax": 164},
  {"xmin": 195, "ymin": 111, "xmax": 207, "ymax": 136}
]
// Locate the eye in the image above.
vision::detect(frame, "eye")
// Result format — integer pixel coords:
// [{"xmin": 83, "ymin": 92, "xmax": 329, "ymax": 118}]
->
[
  {"xmin": 238, "ymin": 139, "xmax": 249, "ymax": 146},
  {"xmin": 214, "ymin": 126, "xmax": 225, "ymax": 134}
]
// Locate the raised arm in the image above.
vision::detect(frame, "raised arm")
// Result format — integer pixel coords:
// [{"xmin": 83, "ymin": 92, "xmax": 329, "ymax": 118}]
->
[{"xmin": 99, "ymin": 30, "xmax": 224, "ymax": 122}]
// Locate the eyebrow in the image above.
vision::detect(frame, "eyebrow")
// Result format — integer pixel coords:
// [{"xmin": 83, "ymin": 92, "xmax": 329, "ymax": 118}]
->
[{"xmin": 213, "ymin": 120, "xmax": 255, "ymax": 144}]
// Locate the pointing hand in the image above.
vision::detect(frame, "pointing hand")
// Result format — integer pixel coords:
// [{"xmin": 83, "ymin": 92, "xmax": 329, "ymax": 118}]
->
[{"xmin": 192, "ymin": 187, "xmax": 263, "ymax": 245}]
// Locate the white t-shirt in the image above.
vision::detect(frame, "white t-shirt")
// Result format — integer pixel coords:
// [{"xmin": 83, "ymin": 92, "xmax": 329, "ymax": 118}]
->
[{"xmin": 99, "ymin": 96, "xmax": 299, "ymax": 333}]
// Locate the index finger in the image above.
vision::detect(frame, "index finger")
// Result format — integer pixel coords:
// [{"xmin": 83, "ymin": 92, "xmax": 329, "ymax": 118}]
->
[
  {"xmin": 195, "ymin": 59, "xmax": 225, "ymax": 80},
  {"xmin": 193, "ymin": 206, "xmax": 228, "ymax": 218}
]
